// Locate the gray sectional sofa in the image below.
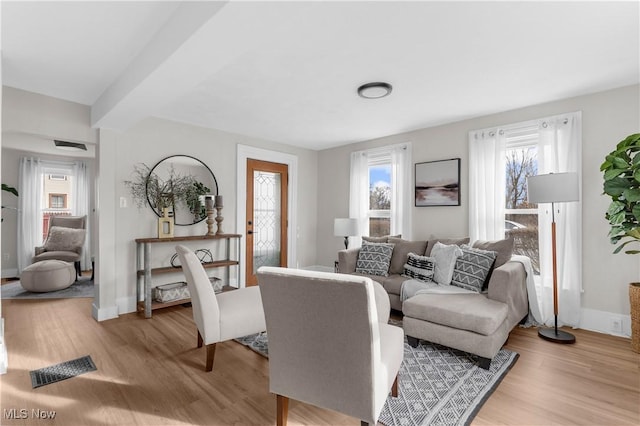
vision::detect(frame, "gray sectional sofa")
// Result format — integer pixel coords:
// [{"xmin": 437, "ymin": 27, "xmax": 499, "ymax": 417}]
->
[{"xmin": 337, "ymin": 236, "xmax": 530, "ymax": 368}]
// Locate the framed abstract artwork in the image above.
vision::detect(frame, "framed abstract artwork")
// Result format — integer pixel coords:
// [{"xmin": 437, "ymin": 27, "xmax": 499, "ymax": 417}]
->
[{"xmin": 415, "ymin": 158, "xmax": 461, "ymax": 206}]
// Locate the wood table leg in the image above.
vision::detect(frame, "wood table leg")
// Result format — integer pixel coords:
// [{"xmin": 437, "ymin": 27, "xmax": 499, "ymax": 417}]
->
[{"xmin": 277, "ymin": 394, "xmax": 288, "ymax": 426}]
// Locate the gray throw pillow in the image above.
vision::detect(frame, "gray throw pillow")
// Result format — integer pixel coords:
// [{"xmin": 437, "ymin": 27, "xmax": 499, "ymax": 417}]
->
[
  {"xmin": 430, "ymin": 242, "xmax": 463, "ymax": 285},
  {"xmin": 355, "ymin": 241, "xmax": 395, "ymax": 277},
  {"xmin": 387, "ymin": 237, "xmax": 428, "ymax": 275},
  {"xmin": 472, "ymin": 237, "xmax": 514, "ymax": 269},
  {"xmin": 402, "ymin": 252, "xmax": 435, "ymax": 282},
  {"xmin": 362, "ymin": 234, "xmax": 401, "ymax": 243},
  {"xmin": 43, "ymin": 226, "xmax": 86, "ymax": 252},
  {"xmin": 451, "ymin": 245, "xmax": 498, "ymax": 292},
  {"xmin": 425, "ymin": 237, "xmax": 470, "ymax": 256}
]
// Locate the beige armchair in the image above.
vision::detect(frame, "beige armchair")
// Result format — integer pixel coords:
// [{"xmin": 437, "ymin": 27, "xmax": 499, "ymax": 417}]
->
[
  {"xmin": 257, "ymin": 267, "xmax": 404, "ymax": 426},
  {"xmin": 33, "ymin": 215, "xmax": 87, "ymax": 279},
  {"xmin": 175, "ymin": 245, "xmax": 266, "ymax": 372}
]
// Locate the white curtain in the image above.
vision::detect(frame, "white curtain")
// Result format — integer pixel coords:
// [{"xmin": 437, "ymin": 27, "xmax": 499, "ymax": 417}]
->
[
  {"xmin": 536, "ymin": 112, "xmax": 582, "ymax": 327},
  {"xmin": 17, "ymin": 157, "xmax": 43, "ymax": 273},
  {"xmin": 349, "ymin": 151, "xmax": 369, "ymax": 248},
  {"xmin": 73, "ymin": 161, "xmax": 91, "ymax": 270},
  {"xmin": 390, "ymin": 144, "xmax": 412, "ymax": 239},
  {"xmin": 469, "ymin": 130, "xmax": 506, "ymax": 241},
  {"xmin": 350, "ymin": 143, "xmax": 412, "ymax": 246}
]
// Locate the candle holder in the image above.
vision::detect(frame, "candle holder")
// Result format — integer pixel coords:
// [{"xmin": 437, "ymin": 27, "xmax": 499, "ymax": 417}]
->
[
  {"xmin": 204, "ymin": 196, "xmax": 215, "ymax": 236},
  {"xmin": 214, "ymin": 195, "xmax": 224, "ymax": 235},
  {"xmin": 215, "ymin": 207, "xmax": 224, "ymax": 235}
]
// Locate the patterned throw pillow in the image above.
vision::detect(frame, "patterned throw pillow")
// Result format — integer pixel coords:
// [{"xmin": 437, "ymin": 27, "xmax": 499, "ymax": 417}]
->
[
  {"xmin": 355, "ymin": 241, "xmax": 395, "ymax": 276},
  {"xmin": 451, "ymin": 245, "xmax": 498, "ymax": 292},
  {"xmin": 402, "ymin": 252, "xmax": 436, "ymax": 282},
  {"xmin": 430, "ymin": 242, "xmax": 463, "ymax": 285}
]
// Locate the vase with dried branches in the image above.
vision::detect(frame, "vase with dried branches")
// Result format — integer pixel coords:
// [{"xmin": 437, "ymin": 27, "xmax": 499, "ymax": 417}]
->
[{"xmin": 125, "ymin": 163, "xmax": 203, "ymax": 217}]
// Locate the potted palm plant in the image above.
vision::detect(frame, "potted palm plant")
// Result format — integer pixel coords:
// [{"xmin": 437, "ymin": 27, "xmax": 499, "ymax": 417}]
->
[{"xmin": 601, "ymin": 132, "xmax": 640, "ymax": 352}]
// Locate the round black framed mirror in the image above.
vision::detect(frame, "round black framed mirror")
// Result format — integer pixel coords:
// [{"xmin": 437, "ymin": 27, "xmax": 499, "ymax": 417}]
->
[{"xmin": 145, "ymin": 155, "xmax": 218, "ymax": 226}]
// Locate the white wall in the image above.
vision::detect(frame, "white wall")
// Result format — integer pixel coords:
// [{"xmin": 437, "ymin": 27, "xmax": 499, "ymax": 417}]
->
[
  {"xmin": 99, "ymin": 117, "xmax": 318, "ymax": 317},
  {"xmin": 3, "ymin": 87, "xmax": 97, "ymax": 144},
  {"xmin": 317, "ymin": 84, "xmax": 640, "ymax": 334}
]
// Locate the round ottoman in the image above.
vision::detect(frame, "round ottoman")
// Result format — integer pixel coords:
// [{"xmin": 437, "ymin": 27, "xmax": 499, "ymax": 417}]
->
[{"xmin": 21, "ymin": 260, "xmax": 75, "ymax": 292}]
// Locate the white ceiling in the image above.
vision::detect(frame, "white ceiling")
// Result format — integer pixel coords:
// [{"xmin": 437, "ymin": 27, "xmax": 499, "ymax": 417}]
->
[{"xmin": 2, "ymin": 1, "xmax": 639, "ymax": 151}]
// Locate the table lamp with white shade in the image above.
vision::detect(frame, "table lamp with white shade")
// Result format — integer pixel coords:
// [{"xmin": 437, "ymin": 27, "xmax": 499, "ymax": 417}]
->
[
  {"xmin": 527, "ymin": 172, "xmax": 579, "ymax": 343},
  {"xmin": 334, "ymin": 218, "xmax": 359, "ymax": 249}
]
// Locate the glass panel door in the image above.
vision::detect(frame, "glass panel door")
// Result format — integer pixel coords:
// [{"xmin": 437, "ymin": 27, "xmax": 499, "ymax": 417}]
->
[
  {"xmin": 253, "ymin": 170, "xmax": 282, "ymax": 273},
  {"xmin": 246, "ymin": 159, "xmax": 288, "ymax": 285}
]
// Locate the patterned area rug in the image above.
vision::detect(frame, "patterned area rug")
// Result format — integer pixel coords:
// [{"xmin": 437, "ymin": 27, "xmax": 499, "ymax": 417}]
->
[
  {"xmin": 30, "ymin": 355, "xmax": 97, "ymax": 388},
  {"xmin": 235, "ymin": 329, "xmax": 518, "ymax": 426},
  {"xmin": 378, "ymin": 342, "xmax": 518, "ymax": 426},
  {"xmin": 1, "ymin": 278, "xmax": 94, "ymax": 299}
]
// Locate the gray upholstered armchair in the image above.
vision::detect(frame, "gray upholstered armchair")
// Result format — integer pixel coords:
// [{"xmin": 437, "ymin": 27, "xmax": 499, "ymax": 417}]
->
[
  {"xmin": 33, "ymin": 215, "xmax": 87, "ymax": 278},
  {"xmin": 257, "ymin": 267, "xmax": 404, "ymax": 426}
]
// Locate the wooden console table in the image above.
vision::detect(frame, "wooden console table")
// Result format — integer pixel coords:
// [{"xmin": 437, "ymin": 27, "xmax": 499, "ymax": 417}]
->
[{"xmin": 135, "ymin": 234, "xmax": 241, "ymax": 318}]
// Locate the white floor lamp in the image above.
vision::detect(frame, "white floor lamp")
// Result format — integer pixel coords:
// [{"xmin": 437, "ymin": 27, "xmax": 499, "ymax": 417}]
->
[{"xmin": 527, "ymin": 172, "xmax": 579, "ymax": 343}]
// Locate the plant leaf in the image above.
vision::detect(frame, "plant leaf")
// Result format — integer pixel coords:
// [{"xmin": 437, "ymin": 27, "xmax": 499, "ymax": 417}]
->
[
  {"xmin": 607, "ymin": 201, "xmax": 625, "ymax": 216},
  {"xmin": 604, "ymin": 168, "xmax": 626, "ymax": 181},
  {"xmin": 633, "ymin": 204, "xmax": 640, "ymax": 222},
  {"xmin": 604, "ymin": 177, "xmax": 631, "ymax": 197},
  {"xmin": 623, "ymin": 188, "xmax": 640, "ymax": 202},
  {"xmin": 609, "ymin": 211, "xmax": 626, "ymax": 225},
  {"xmin": 612, "ymin": 157, "xmax": 629, "ymax": 169},
  {"xmin": 1, "ymin": 184, "xmax": 18, "ymax": 197},
  {"xmin": 627, "ymin": 228, "xmax": 640, "ymax": 239}
]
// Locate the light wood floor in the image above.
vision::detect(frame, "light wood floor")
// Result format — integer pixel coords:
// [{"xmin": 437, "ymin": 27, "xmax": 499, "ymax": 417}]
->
[{"xmin": 1, "ymin": 298, "xmax": 638, "ymax": 425}]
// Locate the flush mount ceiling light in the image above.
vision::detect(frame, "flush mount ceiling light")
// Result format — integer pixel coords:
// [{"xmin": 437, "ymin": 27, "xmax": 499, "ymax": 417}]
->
[
  {"xmin": 54, "ymin": 140, "xmax": 87, "ymax": 151},
  {"xmin": 357, "ymin": 82, "xmax": 393, "ymax": 99}
]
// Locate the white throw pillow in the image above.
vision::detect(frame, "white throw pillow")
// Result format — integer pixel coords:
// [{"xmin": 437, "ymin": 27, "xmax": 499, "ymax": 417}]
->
[{"xmin": 430, "ymin": 242, "xmax": 463, "ymax": 285}]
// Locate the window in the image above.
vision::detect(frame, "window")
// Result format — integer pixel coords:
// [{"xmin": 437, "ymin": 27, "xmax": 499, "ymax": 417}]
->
[
  {"xmin": 49, "ymin": 194, "xmax": 67, "ymax": 209},
  {"xmin": 48, "ymin": 174, "xmax": 68, "ymax": 181},
  {"xmin": 469, "ymin": 112, "xmax": 582, "ymax": 327},
  {"xmin": 504, "ymin": 127, "xmax": 540, "ymax": 272},
  {"xmin": 368, "ymin": 161, "xmax": 391, "ymax": 237},
  {"xmin": 41, "ymin": 168, "xmax": 74, "ymax": 242},
  {"xmin": 350, "ymin": 143, "xmax": 411, "ymax": 240}
]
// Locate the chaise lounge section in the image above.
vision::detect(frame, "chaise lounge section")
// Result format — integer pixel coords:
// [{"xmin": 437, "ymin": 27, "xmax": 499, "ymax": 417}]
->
[{"xmin": 338, "ymin": 236, "xmax": 530, "ymax": 368}]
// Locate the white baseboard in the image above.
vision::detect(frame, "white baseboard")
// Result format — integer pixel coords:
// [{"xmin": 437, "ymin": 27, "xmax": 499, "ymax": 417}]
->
[
  {"xmin": 580, "ymin": 308, "xmax": 632, "ymax": 338},
  {"xmin": 1, "ymin": 269, "xmax": 18, "ymax": 279},
  {"xmin": 117, "ymin": 296, "xmax": 137, "ymax": 315},
  {"xmin": 92, "ymin": 302, "xmax": 119, "ymax": 322},
  {"xmin": 0, "ymin": 318, "xmax": 7, "ymax": 375}
]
